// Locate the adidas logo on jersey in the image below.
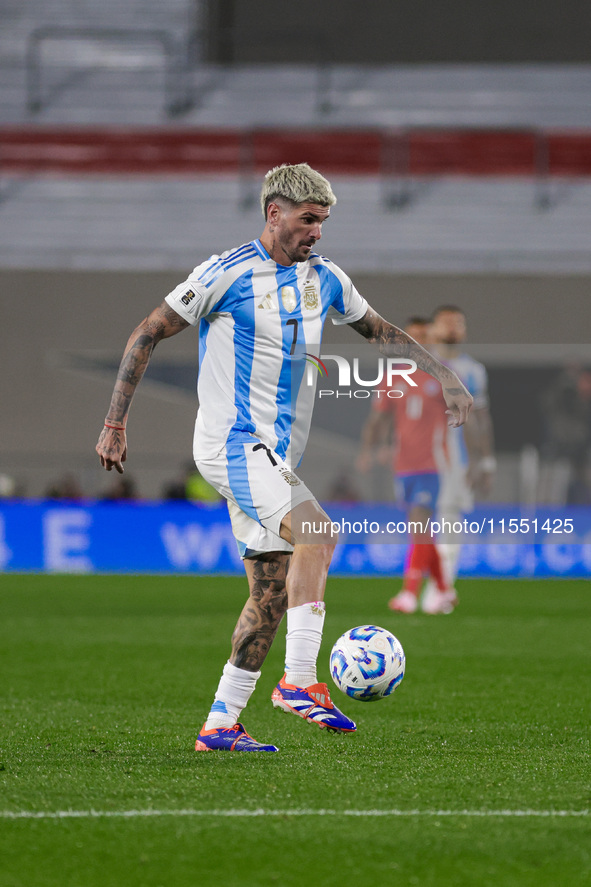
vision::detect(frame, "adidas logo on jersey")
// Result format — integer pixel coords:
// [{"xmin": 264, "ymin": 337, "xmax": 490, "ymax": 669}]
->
[{"xmin": 258, "ymin": 293, "xmax": 275, "ymax": 310}]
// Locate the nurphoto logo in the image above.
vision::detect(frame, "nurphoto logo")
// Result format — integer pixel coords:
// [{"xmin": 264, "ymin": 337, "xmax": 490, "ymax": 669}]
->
[{"xmin": 304, "ymin": 354, "xmax": 417, "ymax": 399}]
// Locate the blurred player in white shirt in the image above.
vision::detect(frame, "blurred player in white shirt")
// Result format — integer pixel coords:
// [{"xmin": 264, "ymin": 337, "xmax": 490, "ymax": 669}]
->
[{"xmin": 422, "ymin": 306, "xmax": 495, "ymax": 611}]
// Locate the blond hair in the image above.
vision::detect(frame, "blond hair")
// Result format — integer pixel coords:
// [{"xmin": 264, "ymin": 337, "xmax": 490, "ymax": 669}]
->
[{"xmin": 260, "ymin": 163, "xmax": 337, "ymax": 218}]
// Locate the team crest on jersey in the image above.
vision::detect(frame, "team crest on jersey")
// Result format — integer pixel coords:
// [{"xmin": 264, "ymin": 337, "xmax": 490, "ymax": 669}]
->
[
  {"xmin": 279, "ymin": 468, "xmax": 301, "ymax": 486},
  {"xmin": 280, "ymin": 286, "xmax": 297, "ymax": 313},
  {"xmin": 303, "ymin": 282, "xmax": 319, "ymax": 311}
]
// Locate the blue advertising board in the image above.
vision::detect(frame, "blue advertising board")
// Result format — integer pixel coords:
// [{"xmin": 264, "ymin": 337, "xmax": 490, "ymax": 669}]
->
[{"xmin": 0, "ymin": 500, "xmax": 590, "ymax": 577}]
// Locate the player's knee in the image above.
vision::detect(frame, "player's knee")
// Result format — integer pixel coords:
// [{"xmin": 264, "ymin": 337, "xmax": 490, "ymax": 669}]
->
[
  {"xmin": 282, "ymin": 500, "xmax": 339, "ymax": 549},
  {"xmin": 298, "ymin": 524, "xmax": 339, "ymax": 554}
]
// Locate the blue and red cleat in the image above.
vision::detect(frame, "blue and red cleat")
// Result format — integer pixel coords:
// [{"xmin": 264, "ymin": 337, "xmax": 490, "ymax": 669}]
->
[
  {"xmin": 195, "ymin": 722, "xmax": 278, "ymax": 752},
  {"xmin": 271, "ymin": 675, "xmax": 356, "ymax": 733}
]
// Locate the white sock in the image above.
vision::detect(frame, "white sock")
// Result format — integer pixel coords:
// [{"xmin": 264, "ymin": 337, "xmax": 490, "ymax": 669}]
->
[
  {"xmin": 204, "ymin": 661, "xmax": 260, "ymax": 730},
  {"xmin": 284, "ymin": 600, "xmax": 326, "ymax": 688},
  {"xmin": 437, "ymin": 542, "xmax": 461, "ymax": 585}
]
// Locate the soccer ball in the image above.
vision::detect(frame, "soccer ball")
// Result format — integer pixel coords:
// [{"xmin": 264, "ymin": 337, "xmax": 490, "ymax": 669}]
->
[{"xmin": 329, "ymin": 625, "xmax": 405, "ymax": 702}]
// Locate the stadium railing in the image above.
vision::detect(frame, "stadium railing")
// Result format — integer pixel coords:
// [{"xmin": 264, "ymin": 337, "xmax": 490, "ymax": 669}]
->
[
  {"xmin": 25, "ymin": 26, "xmax": 197, "ymax": 118},
  {"xmin": 237, "ymin": 126, "xmax": 562, "ymax": 211}
]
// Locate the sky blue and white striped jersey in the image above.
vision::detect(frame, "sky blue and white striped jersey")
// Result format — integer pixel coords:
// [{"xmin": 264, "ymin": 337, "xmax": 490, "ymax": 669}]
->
[{"xmin": 165, "ymin": 239, "xmax": 368, "ymax": 467}]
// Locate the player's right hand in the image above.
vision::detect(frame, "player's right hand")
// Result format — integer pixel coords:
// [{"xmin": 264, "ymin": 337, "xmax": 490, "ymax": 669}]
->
[{"xmin": 96, "ymin": 426, "xmax": 127, "ymax": 473}]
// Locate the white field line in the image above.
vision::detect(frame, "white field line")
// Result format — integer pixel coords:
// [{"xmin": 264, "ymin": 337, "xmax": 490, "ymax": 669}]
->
[{"xmin": 0, "ymin": 808, "xmax": 588, "ymax": 820}]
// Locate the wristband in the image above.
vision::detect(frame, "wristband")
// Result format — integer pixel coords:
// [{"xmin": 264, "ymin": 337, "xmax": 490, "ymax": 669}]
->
[
  {"xmin": 104, "ymin": 423, "xmax": 126, "ymax": 431},
  {"xmin": 480, "ymin": 456, "xmax": 496, "ymax": 472}
]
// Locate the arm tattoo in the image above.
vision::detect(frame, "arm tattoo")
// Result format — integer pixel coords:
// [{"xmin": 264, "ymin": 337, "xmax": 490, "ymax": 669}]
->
[
  {"xmin": 105, "ymin": 302, "xmax": 189, "ymax": 424},
  {"xmin": 231, "ymin": 554, "xmax": 290, "ymax": 671},
  {"xmin": 117, "ymin": 334, "xmax": 156, "ymax": 386},
  {"xmin": 350, "ymin": 308, "xmax": 455, "ymax": 384}
]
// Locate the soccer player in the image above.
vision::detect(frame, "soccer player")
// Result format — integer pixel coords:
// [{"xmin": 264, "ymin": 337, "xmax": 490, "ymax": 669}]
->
[
  {"xmin": 422, "ymin": 305, "xmax": 495, "ymax": 611},
  {"xmin": 96, "ymin": 164, "xmax": 472, "ymax": 752},
  {"xmin": 357, "ymin": 317, "xmax": 453, "ymax": 614}
]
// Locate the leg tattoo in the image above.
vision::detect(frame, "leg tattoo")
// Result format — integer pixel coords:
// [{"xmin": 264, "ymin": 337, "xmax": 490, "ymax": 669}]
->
[{"xmin": 231, "ymin": 552, "xmax": 290, "ymax": 671}]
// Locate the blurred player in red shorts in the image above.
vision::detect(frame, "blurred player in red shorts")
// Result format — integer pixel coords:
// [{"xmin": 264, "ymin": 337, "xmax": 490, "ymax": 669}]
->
[{"xmin": 358, "ymin": 317, "xmax": 457, "ymax": 614}]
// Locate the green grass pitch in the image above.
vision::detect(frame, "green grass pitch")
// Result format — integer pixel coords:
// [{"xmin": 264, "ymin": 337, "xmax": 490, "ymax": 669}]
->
[{"xmin": 0, "ymin": 573, "xmax": 589, "ymax": 887}]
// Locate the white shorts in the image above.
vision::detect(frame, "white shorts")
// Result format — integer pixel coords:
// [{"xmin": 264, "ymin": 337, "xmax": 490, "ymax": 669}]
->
[{"xmin": 196, "ymin": 431, "xmax": 315, "ymax": 558}]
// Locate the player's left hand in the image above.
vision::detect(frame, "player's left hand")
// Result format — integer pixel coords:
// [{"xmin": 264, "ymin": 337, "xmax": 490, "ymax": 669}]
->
[{"xmin": 442, "ymin": 378, "xmax": 473, "ymax": 427}]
